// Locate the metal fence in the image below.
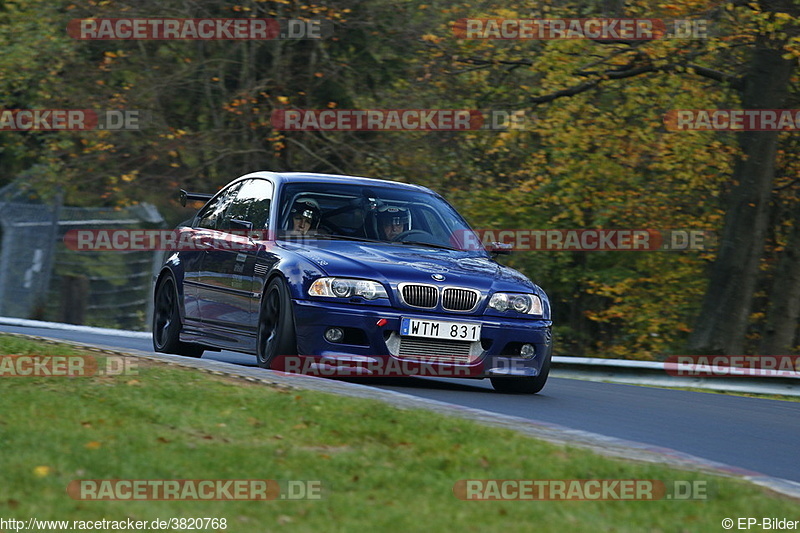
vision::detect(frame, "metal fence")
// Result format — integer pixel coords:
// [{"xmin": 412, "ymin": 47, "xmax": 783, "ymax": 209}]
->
[{"xmin": 0, "ymin": 180, "xmax": 164, "ymax": 330}]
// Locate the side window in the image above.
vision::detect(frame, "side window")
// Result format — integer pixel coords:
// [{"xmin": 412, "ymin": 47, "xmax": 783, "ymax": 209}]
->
[
  {"xmin": 224, "ymin": 179, "xmax": 273, "ymax": 230},
  {"xmin": 195, "ymin": 183, "xmax": 241, "ymax": 230}
]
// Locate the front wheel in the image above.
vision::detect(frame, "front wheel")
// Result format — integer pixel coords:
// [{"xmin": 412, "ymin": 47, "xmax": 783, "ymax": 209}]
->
[
  {"xmin": 257, "ymin": 277, "xmax": 297, "ymax": 369},
  {"xmin": 490, "ymin": 352, "xmax": 551, "ymax": 394},
  {"xmin": 152, "ymin": 275, "xmax": 204, "ymax": 358}
]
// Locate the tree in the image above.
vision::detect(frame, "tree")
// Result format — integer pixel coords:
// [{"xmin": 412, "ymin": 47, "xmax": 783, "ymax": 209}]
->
[
  {"xmin": 399, "ymin": 0, "xmax": 800, "ymax": 356},
  {"xmin": 686, "ymin": 1, "xmax": 798, "ymax": 354}
]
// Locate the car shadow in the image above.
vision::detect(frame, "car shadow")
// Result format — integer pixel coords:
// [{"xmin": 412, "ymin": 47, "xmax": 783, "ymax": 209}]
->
[
  {"xmin": 215, "ymin": 352, "xmax": 547, "ymax": 396},
  {"xmin": 336, "ymin": 376, "xmax": 495, "ymax": 393}
]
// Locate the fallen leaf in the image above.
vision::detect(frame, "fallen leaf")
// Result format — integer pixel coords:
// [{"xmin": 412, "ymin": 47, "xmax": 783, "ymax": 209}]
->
[{"xmin": 33, "ymin": 466, "xmax": 51, "ymax": 477}]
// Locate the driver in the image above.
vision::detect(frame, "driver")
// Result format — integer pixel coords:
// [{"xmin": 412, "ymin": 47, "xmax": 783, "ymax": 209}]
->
[
  {"xmin": 289, "ymin": 199, "xmax": 321, "ymax": 236},
  {"xmin": 377, "ymin": 205, "xmax": 410, "ymax": 241}
]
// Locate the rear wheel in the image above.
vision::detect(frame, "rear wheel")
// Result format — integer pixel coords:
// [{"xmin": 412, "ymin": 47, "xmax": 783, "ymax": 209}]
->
[
  {"xmin": 257, "ymin": 277, "xmax": 297, "ymax": 369},
  {"xmin": 490, "ymin": 352, "xmax": 551, "ymax": 394},
  {"xmin": 152, "ymin": 275, "xmax": 204, "ymax": 358}
]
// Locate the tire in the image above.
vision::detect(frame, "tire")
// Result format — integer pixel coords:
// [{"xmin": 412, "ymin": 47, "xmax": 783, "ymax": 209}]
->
[
  {"xmin": 152, "ymin": 275, "xmax": 204, "ymax": 358},
  {"xmin": 257, "ymin": 277, "xmax": 297, "ymax": 369},
  {"xmin": 490, "ymin": 351, "xmax": 551, "ymax": 394}
]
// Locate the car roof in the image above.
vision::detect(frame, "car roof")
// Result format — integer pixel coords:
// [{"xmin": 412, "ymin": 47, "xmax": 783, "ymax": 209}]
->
[{"xmin": 230, "ymin": 171, "xmax": 436, "ymax": 195}]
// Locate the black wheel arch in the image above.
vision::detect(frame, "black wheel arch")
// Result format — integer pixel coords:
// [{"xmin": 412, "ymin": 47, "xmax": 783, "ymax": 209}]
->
[{"xmin": 155, "ymin": 266, "xmax": 187, "ymax": 325}]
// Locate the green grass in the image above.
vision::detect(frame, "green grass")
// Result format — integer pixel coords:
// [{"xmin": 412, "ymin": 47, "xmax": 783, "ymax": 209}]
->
[{"xmin": 1, "ymin": 334, "xmax": 799, "ymax": 532}]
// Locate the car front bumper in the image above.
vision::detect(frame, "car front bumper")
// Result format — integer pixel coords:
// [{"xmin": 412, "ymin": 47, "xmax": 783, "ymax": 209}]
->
[{"xmin": 286, "ymin": 299, "xmax": 552, "ymax": 379}]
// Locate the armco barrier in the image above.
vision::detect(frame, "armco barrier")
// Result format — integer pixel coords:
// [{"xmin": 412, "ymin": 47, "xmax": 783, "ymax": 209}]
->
[{"xmin": 551, "ymin": 356, "xmax": 800, "ymax": 397}]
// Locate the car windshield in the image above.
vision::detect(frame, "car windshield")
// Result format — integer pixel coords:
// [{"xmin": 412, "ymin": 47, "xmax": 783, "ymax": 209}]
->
[{"xmin": 278, "ymin": 181, "xmax": 486, "ymax": 255}]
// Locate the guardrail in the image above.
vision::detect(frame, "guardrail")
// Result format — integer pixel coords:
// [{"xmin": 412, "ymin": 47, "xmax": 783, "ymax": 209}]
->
[
  {"xmin": 552, "ymin": 356, "xmax": 800, "ymax": 397},
  {"xmin": 0, "ymin": 316, "xmax": 797, "ymax": 397}
]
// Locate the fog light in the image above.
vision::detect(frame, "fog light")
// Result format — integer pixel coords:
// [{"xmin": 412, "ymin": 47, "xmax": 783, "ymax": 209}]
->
[
  {"xmin": 325, "ymin": 327, "xmax": 344, "ymax": 343},
  {"xmin": 520, "ymin": 344, "xmax": 535, "ymax": 359}
]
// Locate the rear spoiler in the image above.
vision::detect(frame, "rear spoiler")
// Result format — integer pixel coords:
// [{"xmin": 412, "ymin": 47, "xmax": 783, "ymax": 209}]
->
[{"xmin": 179, "ymin": 189, "xmax": 213, "ymax": 207}]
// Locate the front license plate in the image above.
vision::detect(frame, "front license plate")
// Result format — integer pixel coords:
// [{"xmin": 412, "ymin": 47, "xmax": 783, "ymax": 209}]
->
[{"xmin": 400, "ymin": 318, "xmax": 481, "ymax": 342}]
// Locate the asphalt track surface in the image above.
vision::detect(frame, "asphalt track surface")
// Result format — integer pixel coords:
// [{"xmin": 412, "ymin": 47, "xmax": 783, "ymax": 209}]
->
[{"xmin": 2, "ymin": 323, "xmax": 799, "ymax": 486}]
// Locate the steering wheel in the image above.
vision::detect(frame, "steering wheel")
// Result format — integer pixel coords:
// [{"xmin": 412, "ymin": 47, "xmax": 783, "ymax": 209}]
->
[{"xmin": 391, "ymin": 230, "xmax": 433, "ymax": 242}]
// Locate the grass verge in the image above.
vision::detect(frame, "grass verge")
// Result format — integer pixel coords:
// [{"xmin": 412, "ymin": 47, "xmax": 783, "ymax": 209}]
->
[{"xmin": 1, "ymin": 334, "xmax": 798, "ymax": 532}]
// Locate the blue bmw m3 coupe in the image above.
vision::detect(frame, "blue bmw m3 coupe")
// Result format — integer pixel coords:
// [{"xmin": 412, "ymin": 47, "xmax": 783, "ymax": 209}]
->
[{"xmin": 152, "ymin": 172, "xmax": 553, "ymax": 393}]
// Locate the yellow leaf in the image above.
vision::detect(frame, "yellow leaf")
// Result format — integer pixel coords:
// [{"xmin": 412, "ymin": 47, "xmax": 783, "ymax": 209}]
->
[
  {"xmin": 85, "ymin": 441, "xmax": 102, "ymax": 450},
  {"xmin": 33, "ymin": 466, "xmax": 52, "ymax": 477}
]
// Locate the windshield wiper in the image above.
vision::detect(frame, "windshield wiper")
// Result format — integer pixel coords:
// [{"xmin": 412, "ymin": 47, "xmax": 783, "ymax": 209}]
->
[
  {"xmin": 394, "ymin": 240, "xmax": 460, "ymax": 251},
  {"xmin": 313, "ymin": 234, "xmax": 386, "ymax": 244}
]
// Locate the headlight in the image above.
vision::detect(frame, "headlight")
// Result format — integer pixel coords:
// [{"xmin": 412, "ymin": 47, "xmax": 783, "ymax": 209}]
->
[
  {"xmin": 488, "ymin": 293, "xmax": 543, "ymax": 315},
  {"xmin": 309, "ymin": 277, "xmax": 388, "ymax": 300}
]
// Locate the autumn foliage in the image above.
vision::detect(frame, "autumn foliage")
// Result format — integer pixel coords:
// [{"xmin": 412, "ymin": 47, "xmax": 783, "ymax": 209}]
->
[{"xmin": 0, "ymin": 0, "xmax": 797, "ymax": 358}]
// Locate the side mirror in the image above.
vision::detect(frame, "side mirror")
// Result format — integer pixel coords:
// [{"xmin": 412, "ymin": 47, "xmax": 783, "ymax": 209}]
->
[
  {"xmin": 487, "ymin": 241, "xmax": 513, "ymax": 258},
  {"xmin": 229, "ymin": 218, "xmax": 254, "ymax": 231},
  {"xmin": 179, "ymin": 189, "xmax": 213, "ymax": 207}
]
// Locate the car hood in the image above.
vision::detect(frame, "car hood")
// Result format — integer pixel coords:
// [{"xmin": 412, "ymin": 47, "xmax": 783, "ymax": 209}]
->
[{"xmin": 278, "ymin": 240, "xmax": 539, "ymax": 293}]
